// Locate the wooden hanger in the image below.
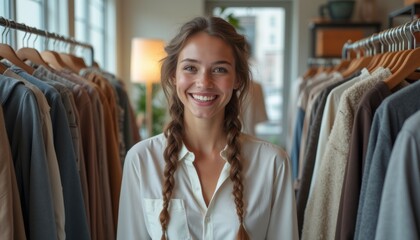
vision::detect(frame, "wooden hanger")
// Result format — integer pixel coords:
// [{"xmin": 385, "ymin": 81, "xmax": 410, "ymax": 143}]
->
[
  {"xmin": 339, "ymin": 57, "xmax": 359, "ymax": 74},
  {"xmin": 380, "ymin": 51, "xmax": 402, "ymax": 70},
  {"xmin": 389, "ymin": 50, "xmax": 411, "ymax": 73},
  {"xmin": 389, "ymin": 23, "xmax": 415, "ymax": 72},
  {"xmin": 333, "ymin": 59, "xmax": 351, "ymax": 72},
  {"xmin": 366, "ymin": 53, "xmax": 385, "ymax": 72},
  {"xmin": 16, "ymin": 47, "xmax": 52, "ymax": 69},
  {"xmin": 341, "ymin": 55, "xmax": 373, "ymax": 78},
  {"xmin": 0, "ymin": 19, "xmax": 35, "ymax": 74},
  {"xmin": 385, "ymin": 22, "xmax": 420, "ymax": 78},
  {"xmin": 389, "ymin": 49, "xmax": 420, "ymax": 81},
  {"xmin": 370, "ymin": 52, "xmax": 391, "ymax": 71},
  {"xmin": 93, "ymin": 61, "xmax": 100, "ymax": 69},
  {"xmin": 325, "ymin": 66, "xmax": 335, "ymax": 74},
  {"xmin": 303, "ymin": 66, "xmax": 318, "ymax": 80},
  {"xmin": 371, "ymin": 26, "xmax": 410, "ymax": 72},
  {"xmin": 383, "ymin": 47, "xmax": 420, "ymax": 90},
  {"xmin": 40, "ymin": 50, "xmax": 70, "ymax": 71},
  {"xmin": 59, "ymin": 53, "xmax": 87, "ymax": 73},
  {"xmin": 14, "ymin": 23, "xmax": 52, "ymax": 71},
  {"xmin": 315, "ymin": 65, "xmax": 326, "ymax": 76},
  {"xmin": 0, "ymin": 43, "xmax": 34, "ymax": 74}
]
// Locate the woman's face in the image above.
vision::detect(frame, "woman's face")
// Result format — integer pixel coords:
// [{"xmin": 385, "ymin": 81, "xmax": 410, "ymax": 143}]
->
[{"xmin": 175, "ymin": 32, "xmax": 237, "ymax": 122}]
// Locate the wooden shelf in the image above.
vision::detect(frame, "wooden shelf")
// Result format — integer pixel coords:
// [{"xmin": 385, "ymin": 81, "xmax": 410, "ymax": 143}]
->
[{"xmin": 309, "ymin": 21, "xmax": 381, "ymax": 64}]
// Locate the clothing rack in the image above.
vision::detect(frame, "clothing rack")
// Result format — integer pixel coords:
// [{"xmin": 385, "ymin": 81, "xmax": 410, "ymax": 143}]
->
[
  {"xmin": 342, "ymin": 19, "xmax": 420, "ymax": 59},
  {"xmin": 0, "ymin": 16, "xmax": 94, "ymax": 66},
  {"xmin": 307, "ymin": 57, "xmax": 342, "ymax": 67}
]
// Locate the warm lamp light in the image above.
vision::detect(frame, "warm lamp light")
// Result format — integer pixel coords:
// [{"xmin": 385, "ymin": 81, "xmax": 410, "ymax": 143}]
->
[{"xmin": 130, "ymin": 38, "xmax": 165, "ymax": 138}]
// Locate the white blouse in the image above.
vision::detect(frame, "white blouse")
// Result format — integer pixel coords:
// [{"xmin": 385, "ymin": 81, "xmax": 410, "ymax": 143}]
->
[{"xmin": 117, "ymin": 133, "xmax": 298, "ymax": 240}]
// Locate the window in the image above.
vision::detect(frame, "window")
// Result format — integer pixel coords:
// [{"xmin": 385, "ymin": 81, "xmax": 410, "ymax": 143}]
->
[
  {"xmin": 1, "ymin": 0, "xmax": 116, "ymax": 73},
  {"xmin": 1, "ymin": 1, "xmax": 11, "ymax": 20},
  {"xmin": 75, "ymin": 0, "xmax": 105, "ymax": 67},
  {"xmin": 14, "ymin": 0, "xmax": 44, "ymax": 49},
  {"xmin": 75, "ymin": 0, "xmax": 116, "ymax": 72}
]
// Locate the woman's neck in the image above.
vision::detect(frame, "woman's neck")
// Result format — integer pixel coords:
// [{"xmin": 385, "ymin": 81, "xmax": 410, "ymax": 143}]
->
[{"xmin": 183, "ymin": 116, "xmax": 226, "ymax": 156}]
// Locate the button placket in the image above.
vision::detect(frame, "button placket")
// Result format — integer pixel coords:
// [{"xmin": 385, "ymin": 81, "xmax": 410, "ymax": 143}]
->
[
  {"xmin": 184, "ymin": 153, "xmax": 207, "ymax": 211},
  {"xmin": 203, "ymin": 214, "xmax": 213, "ymax": 240}
]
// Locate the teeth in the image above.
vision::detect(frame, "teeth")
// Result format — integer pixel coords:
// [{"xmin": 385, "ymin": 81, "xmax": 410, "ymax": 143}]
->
[{"xmin": 192, "ymin": 94, "xmax": 216, "ymax": 102}]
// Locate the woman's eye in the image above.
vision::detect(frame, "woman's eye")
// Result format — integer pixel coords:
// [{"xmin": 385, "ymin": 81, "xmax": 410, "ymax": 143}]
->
[
  {"xmin": 214, "ymin": 67, "xmax": 227, "ymax": 73},
  {"xmin": 183, "ymin": 66, "xmax": 196, "ymax": 72}
]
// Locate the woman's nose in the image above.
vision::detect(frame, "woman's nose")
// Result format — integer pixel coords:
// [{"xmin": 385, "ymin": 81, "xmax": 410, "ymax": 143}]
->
[{"xmin": 196, "ymin": 72, "xmax": 213, "ymax": 88}]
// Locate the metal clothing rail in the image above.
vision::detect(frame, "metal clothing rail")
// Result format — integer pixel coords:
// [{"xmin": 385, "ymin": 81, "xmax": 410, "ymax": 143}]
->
[
  {"xmin": 0, "ymin": 16, "xmax": 94, "ymax": 66},
  {"xmin": 342, "ymin": 19, "xmax": 420, "ymax": 59}
]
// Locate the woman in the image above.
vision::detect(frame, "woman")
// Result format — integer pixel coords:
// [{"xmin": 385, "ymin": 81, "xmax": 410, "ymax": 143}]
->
[{"xmin": 117, "ymin": 16, "xmax": 298, "ymax": 240}]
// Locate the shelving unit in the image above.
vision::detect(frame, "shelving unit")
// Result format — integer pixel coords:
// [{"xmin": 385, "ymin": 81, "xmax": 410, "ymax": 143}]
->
[
  {"xmin": 388, "ymin": 3, "xmax": 420, "ymax": 28},
  {"xmin": 308, "ymin": 20, "xmax": 381, "ymax": 66}
]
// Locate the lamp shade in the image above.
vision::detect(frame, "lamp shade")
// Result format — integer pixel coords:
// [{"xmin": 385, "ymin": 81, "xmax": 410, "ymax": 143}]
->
[{"xmin": 130, "ymin": 38, "xmax": 166, "ymax": 83}]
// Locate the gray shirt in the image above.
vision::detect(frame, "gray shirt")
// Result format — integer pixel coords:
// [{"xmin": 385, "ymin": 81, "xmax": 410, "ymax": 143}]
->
[{"xmin": 375, "ymin": 110, "xmax": 420, "ymax": 240}]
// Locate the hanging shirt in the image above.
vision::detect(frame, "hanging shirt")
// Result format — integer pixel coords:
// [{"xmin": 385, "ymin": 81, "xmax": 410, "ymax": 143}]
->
[
  {"xmin": 0, "ymin": 105, "xmax": 26, "ymax": 240},
  {"xmin": 63, "ymin": 71, "xmax": 111, "ymax": 240},
  {"xmin": 4, "ymin": 69, "xmax": 66, "ymax": 240},
  {"xmin": 0, "ymin": 75, "xmax": 57, "ymax": 240},
  {"xmin": 117, "ymin": 133, "xmax": 298, "ymax": 240},
  {"xmin": 30, "ymin": 66, "xmax": 91, "ymax": 240},
  {"xmin": 302, "ymin": 67, "xmax": 391, "ymax": 240},
  {"xmin": 297, "ymin": 72, "xmax": 342, "ymax": 183},
  {"xmin": 40, "ymin": 66, "xmax": 96, "ymax": 220},
  {"xmin": 81, "ymin": 67, "xmax": 141, "ymax": 150},
  {"xmin": 8, "ymin": 65, "xmax": 90, "ymax": 240},
  {"xmin": 296, "ymin": 73, "xmax": 353, "ymax": 235},
  {"xmin": 335, "ymin": 80, "xmax": 392, "ymax": 240},
  {"xmin": 83, "ymin": 71, "xmax": 122, "ymax": 234},
  {"xmin": 355, "ymin": 80, "xmax": 420, "ymax": 240},
  {"xmin": 290, "ymin": 72, "xmax": 328, "ymax": 180},
  {"xmin": 309, "ymin": 68, "xmax": 370, "ymax": 197},
  {"xmin": 374, "ymin": 110, "xmax": 420, "ymax": 240}
]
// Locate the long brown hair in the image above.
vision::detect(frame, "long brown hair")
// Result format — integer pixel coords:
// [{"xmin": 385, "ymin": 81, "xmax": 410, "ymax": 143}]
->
[{"xmin": 160, "ymin": 16, "xmax": 251, "ymax": 240}]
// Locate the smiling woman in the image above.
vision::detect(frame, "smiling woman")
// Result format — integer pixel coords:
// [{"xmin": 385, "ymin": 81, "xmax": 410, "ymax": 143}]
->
[{"xmin": 117, "ymin": 16, "xmax": 299, "ymax": 240}]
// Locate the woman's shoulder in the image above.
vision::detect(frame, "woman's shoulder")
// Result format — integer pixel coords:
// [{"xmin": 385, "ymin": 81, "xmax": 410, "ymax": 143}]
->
[
  {"xmin": 240, "ymin": 133, "xmax": 288, "ymax": 160},
  {"xmin": 129, "ymin": 133, "xmax": 166, "ymax": 151},
  {"xmin": 125, "ymin": 133, "xmax": 167, "ymax": 164}
]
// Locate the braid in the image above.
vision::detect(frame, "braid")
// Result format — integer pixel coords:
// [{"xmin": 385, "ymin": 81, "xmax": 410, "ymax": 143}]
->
[
  {"xmin": 225, "ymin": 94, "xmax": 250, "ymax": 240},
  {"xmin": 159, "ymin": 95, "xmax": 184, "ymax": 240}
]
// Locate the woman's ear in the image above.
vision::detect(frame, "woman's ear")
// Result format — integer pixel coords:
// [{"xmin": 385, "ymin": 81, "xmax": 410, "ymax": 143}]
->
[{"xmin": 233, "ymin": 78, "xmax": 241, "ymax": 90}]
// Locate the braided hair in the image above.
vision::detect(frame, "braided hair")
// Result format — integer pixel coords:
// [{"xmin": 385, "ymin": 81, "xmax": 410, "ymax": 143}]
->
[{"xmin": 159, "ymin": 16, "xmax": 251, "ymax": 240}]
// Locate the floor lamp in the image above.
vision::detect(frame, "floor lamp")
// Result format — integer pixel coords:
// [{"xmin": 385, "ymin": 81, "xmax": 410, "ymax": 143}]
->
[{"xmin": 130, "ymin": 38, "xmax": 165, "ymax": 138}]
